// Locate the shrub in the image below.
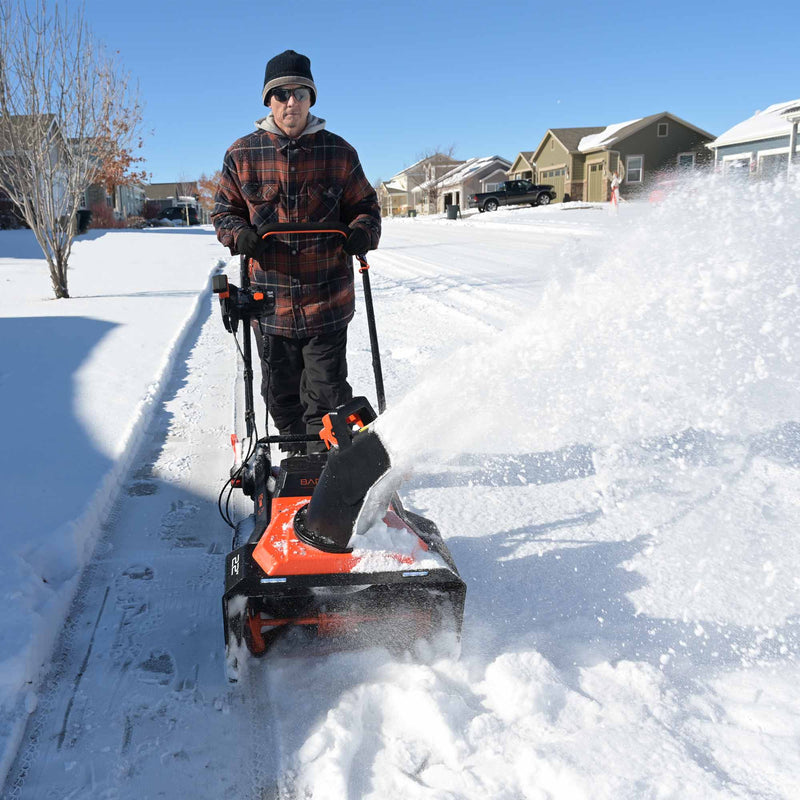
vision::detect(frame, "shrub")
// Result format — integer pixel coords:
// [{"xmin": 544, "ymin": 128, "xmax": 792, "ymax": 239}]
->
[{"xmin": 88, "ymin": 203, "xmax": 123, "ymax": 229}]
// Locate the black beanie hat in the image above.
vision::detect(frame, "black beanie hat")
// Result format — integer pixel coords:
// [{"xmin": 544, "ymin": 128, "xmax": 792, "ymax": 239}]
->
[{"xmin": 262, "ymin": 49, "xmax": 317, "ymax": 107}]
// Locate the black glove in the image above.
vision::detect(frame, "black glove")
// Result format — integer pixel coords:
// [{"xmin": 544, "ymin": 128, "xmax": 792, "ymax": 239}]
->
[
  {"xmin": 343, "ymin": 226, "xmax": 370, "ymax": 256},
  {"xmin": 236, "ymin": 228, "xmax": 270, "ymax": 262}
]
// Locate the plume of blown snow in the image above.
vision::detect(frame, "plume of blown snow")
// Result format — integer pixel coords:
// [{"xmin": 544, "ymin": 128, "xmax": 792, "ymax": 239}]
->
[{"xmin": 376, "ymin": 172, "xmax": 800, "ymax": 469}]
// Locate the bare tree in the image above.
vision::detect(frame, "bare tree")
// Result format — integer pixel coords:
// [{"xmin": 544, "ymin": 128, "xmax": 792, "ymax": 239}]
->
[
  {"xmin": 414, "ymin": 144, "xmax": 457, "ymax": 163},
  {"xmin": 407, "ymin": 146, "xmax": 459, "ymax": 213},
  {"xmin": 175, "ymin": 175, "xmax": 200, "ymax": 226},
  {"xmin": 0, "ymin": 1, "xmax": 144, "ymax": 298}
]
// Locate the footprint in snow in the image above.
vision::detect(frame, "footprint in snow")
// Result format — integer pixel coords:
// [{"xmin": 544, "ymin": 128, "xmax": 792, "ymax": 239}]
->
[
  {"xmin": 137, "ymin": 651, "xmax": 175, "ymax": 686},
  {"xmin": 127, "ymin": 480, "xmax": 158, "ymax": 496},
  {"xmin": 122, "ymin": 564, "xmax": 154, "ymax": 581}
]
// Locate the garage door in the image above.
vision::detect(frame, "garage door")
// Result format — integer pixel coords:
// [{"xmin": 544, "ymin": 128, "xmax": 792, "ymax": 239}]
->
[
  {"xmin": 539, "ymin": 168, "xmax": 565, "ymax": 202},
  {"xmin": 587, "ymin": 163, "xmax": 605, "ymax": 202}
]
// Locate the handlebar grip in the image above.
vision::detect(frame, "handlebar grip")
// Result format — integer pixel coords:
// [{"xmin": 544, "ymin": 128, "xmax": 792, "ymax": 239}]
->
[{"xmin": 256, "ymin": 222, "xmax": 350, "ymax": 238}]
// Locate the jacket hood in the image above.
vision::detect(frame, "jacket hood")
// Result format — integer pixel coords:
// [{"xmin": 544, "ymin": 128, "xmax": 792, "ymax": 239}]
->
[{"xmin": 255, "ymin": 113, "xmax": 326, "ymax": 138}]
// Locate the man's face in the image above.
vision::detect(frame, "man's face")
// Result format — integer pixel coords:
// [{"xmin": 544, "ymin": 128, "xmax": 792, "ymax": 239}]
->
[{"xmin": 269, "ymin": 85, "xmax": 311, "ymax": 138}]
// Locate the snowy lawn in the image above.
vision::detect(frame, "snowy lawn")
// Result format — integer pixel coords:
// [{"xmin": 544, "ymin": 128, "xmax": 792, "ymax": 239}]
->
[
  {"xmin": 0, "ymin": 226, "xmax": 224, "ymax": 779},
  {"xmin": 1, "ymin": 173, "xmax": 799, "ymax": 798}
]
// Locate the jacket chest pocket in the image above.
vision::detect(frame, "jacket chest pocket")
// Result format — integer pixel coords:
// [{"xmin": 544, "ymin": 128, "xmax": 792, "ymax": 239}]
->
[
  {"xmin": 241, "ymin": 182, "xmax": 279, "ymax": 223},
  {"xmin": 307, "ymin": 184, "xmax": 343, "ymax": 222}
]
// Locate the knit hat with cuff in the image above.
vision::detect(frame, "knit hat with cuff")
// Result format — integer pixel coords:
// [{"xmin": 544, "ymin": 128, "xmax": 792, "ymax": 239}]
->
[{"xmin": 262, "ymin": 49, "xmax": 317, "ymax": 106}]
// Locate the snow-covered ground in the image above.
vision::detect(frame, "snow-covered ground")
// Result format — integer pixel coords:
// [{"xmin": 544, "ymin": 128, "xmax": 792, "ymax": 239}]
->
[
  {"xmin": 0, "ymin": 227, "xmax": 224, "ymax": 785},
  {"xmin": 1, "ymin": 174, "xmax": 799, "ymax": 798}
]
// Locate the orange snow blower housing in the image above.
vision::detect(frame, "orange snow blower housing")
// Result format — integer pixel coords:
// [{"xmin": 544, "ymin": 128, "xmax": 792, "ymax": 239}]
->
[{"xmin": 214, "ymin": 224, "xmax": 465, "ymax": 679}]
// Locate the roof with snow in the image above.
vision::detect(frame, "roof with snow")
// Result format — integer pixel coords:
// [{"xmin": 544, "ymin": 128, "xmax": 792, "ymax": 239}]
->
[
  {"xmin": 577, "ymin": 112, "xmax": 713, "ymax": 152},
  {"xmin": 380, "ymin": 179, "xmax": 406, "ymax": 194},
  {"xmin": 578, "ymin": 119, "xmax": 643, "ymax": 151},
  {"xmin": 422, "ymin": 155, "xmax": 511, "ymax": 189},
  {"xmin": 390, "ymin": 152, "xmax": 462, "ymax": 179},
  {"xmin": 549, "ymin": 127, "xmax": 605, "ymax": 153},
  {"xmin": 709, "ymin": 99, "xmax": 800, "ymax": 148}
]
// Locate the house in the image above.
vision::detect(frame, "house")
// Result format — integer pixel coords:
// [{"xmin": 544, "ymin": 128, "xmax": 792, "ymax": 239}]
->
[
  {"xmin": 83, "ymin": 181, "xmax": 146, "ymax": 220},
  {"xmin": 531, "ymin": 113, "xmax": 714, "ymax": 203},
  {"xmin": 1, "ymin": 115, "xmax": 147, "ymax": 229},
  {"xmin": 377, "ymin": 178, "xmax": 410, "ymax": 218},
  {"xmin": 114, "ymin": 183, "xmax": 146, "ymax": 218},
  {"xmin": 0, "ymin": 114, "xmax": 70, "ymax": 227},
  {"xmin": 529, "ymin": 126, "xmax": 606, "ymax": 203},
  {"xmin": 66, "ymin": 135, "xmax": 146, "ymax": 222},
  {"xmin": 707, "ymin": 99, "xmax": 800, "ymax": 178},
  {"xmin": 576, "ymin": 113, "xmax": 714, "ymax": 200},
  {"xmin": 508, "ymin": 151, "xmax": 536, "ymax": 181},
  {"xmin": 422, "ymin": 155, "xmax": 512, "ymax": 214},
  {"xmin": 144, "ymin": 181, "xmax": 208, "ymax": 222},
  {"xmin": 377, "ymin": 153, "xmax": 464, "ymax": 216},
  {"xmin": 145, "ymin": 181, "xmax": 200, "ymax": 211}
]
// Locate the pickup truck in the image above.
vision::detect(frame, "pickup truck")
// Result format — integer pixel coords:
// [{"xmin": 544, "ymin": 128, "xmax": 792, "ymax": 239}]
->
[{"xmin": 468, "ymin": 180, "xmax": 557, "ymax": 212}]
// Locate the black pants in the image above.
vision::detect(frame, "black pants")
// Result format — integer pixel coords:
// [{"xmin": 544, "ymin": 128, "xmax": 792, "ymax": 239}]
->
[{"xmin": 256, "ymin": 327, "xmax": 352, "ymax": 453}]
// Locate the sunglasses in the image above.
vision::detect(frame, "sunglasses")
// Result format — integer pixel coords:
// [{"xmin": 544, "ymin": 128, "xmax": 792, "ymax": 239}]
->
[{"xmin": 271, "ymin": 86, "xmax": 311, "ymax": 103}]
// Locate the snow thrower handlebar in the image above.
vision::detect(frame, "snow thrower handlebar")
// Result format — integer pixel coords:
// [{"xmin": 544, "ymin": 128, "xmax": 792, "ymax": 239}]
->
[
  {"xmin": 214, "ymin": 222, "xmax": 385, "ymax": 442},
  {"xmin": 256, "ymin": 221, "xmax": 351, "ymax": 239}
]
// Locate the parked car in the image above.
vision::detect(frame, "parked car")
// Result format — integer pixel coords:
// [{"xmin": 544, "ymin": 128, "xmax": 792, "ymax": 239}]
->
[
  {"xmin": 468, "ymin": 180, "xmax": 557, "ymax": 212},
  {"xmin": 153, "ymin": 206, "xmax": 201, "ymax": 225}
]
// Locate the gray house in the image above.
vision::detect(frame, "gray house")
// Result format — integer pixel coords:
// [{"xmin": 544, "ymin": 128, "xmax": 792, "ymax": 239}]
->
[
  {"xmin": 423, "ymin": 156, "xmax": 512, "ymax": 214},
  {"xmin": 707, "ymin": 98, "xmax": 800, "ymax": 178},
  {"xmin": 378, "ymin": 153, "xmax": 465, "ymax": 216}
]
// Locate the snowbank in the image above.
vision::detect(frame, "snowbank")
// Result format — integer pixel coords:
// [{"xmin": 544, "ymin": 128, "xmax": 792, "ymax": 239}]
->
[{"xmin": 0, "ymin": 226, "xmax": 226, "ymax": 782}]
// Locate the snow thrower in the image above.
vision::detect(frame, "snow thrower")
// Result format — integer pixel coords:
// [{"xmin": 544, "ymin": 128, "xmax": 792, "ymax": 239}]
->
[{"xmin": 213, "ymin": 223, "xmax": 465, "ymax": 680}]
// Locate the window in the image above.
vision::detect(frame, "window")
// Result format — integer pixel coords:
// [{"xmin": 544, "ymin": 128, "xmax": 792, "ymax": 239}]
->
[
  {"xmin": 550, "ymin": 140, "xmax": 554, "ymax": 150},
  {"xmin": 677, "ymin": 152, "xmax": 695, "ymax": 169},
  {"xmin": 625, "ymin": 155, "xmax": 643, "ymax": 183},
  {"xmin": 657, "ymin": 122, "xmax": 669, "ymax": 137},
  {"xmin": 485, "ymin": 182, "xmax": 499, "ymax": 192},
  {"xmin": 759, "ymin": 152, "xmax": 789, "ymax": 178},
  {"xmin": 723, "ymin": 156, "xmax": 750, "ymax": 175}
]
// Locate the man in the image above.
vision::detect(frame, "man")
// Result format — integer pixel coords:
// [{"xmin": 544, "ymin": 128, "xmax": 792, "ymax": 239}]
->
[{"xmin": 212, "ymin": 49, "xmax": 381, "ymax": 453}]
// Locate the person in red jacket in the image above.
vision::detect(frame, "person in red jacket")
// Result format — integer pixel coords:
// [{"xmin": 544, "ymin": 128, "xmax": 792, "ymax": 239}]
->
[{"xmin": 212, "ymin": 50, "xmax": 381, "ymax": 453}]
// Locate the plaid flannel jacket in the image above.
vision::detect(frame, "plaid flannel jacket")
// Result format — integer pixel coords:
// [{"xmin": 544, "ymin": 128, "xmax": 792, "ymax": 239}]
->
[{"xmin": 212, "ymin": 120, "xmax": 381, "ymax": 338}]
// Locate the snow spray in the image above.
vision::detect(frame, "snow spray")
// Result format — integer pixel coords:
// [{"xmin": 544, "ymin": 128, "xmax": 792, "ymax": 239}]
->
[{"xmin": 376, "ymin": 172, "xmax": 800, "ymax": 471}]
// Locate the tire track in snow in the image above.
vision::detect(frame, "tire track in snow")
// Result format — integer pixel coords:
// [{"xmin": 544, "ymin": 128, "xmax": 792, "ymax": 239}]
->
[{"xmin": 369, "ymin": 249, "xmax": 535, "ymax": 334}]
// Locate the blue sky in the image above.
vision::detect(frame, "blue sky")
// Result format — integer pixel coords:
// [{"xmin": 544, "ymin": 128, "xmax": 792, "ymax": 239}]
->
[{"xmin": 82, "ymin": 0, "xmax": 797, "ymax": 185}]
